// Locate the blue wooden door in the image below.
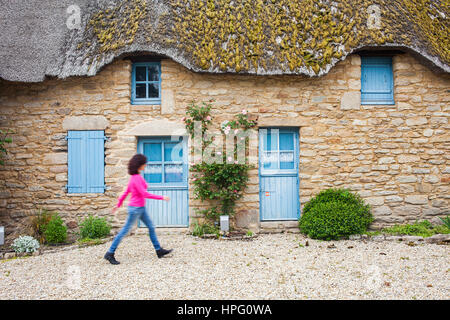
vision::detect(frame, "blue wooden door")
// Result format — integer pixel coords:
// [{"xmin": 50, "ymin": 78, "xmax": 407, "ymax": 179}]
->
[
  {"xmin": 259, "ymin": 128, "xmax": 300, "ymax": 220},
  {"xmin": 138, "ymin": 136, "xmax": 189, "ymax": 227}
]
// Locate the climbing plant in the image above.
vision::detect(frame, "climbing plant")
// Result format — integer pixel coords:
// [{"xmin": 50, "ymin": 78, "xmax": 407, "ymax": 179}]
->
[
  {"xmin": 0, "ymin": 129, "xmax": 12, "ymax": 165},
  {"xmin": 183, "ymin": 101, "xmax": 257, "ymax": 225}
]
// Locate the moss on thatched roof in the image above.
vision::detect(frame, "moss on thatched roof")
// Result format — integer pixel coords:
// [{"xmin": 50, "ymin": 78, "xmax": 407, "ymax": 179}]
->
[{"xmin": 0, "ymin": 0, "xmax": 449, "ymax": 82}]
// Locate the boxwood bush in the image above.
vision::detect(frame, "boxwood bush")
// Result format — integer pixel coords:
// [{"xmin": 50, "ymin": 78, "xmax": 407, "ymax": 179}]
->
[
  {"xmin": 44, "ymin": 214, "xmax": 68, "ymax": 244},
  {"xmin": 299, "ymin": 188, "xmax": 373, "ymax": 240},
  {"xmin": 79, "ymin": 215, "xmax": 111, "ymax": 239}
]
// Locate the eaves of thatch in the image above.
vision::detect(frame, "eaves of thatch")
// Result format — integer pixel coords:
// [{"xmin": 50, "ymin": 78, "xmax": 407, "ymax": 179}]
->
[{"xmin": 0, "ymin": 0, "xmax": 449, "ymax": 83}]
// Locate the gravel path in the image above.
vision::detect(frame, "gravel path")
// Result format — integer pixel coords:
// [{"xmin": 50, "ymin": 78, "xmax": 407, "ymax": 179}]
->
[{"xmin": 1, "ymin": 233, "xmax": 449, "ymax": 300}]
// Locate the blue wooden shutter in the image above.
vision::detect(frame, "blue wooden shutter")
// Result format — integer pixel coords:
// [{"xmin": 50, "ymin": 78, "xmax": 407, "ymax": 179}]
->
[
  {"xmin": 67, "ymin": 131, "xmax": 84, "ymax": 193},
  {"xmin": 67, "ymin": 130, "xmax": 105, "ymax": 193},
  {"xmin": 361, "ymin": 56, "xmax": 394, "ymax": 105}
]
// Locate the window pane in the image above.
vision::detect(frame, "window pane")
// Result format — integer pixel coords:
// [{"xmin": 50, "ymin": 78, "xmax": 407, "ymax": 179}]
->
[
  {"xmin": 148, "ymin": 83, "xmax": 159, "ymax": 98},
  {"xmin": 135, "ymin": 66, "xmax": 146, "ymax": 81},
  {"xmin": 262, "ymin": 151, "xmax": 278, "ymax": 170},
  {"xmin": 165, "ymin": 164, "xmax": 183, "ymax": 183},
  {"xmin": 262, "ymin": 130, "xmax": 278, "ymax": 151},
  {"xmin": 280, "ymin": 152, "xmax": 294, "ymax": 169},
  {"xmin": 164, "ymin": 142, "xmax": 183, "ymax": 162},
  {"xmin": 135, "ymin": 83, "xmax": 147, "ymax": 99},
  {"xmin": 148, "ymin": 65, "xmax": 160, "ymax": 81},
  {"xmin": 280, "ymin": 133, "xmax": 294, "ymax": 151},
  {"xmin": 144, "ymin": 164, "xmax": 162, "ymax": 183},
  {"xmin": 144, "ymin": 143, "xmax": 162, "ymax": 162}
]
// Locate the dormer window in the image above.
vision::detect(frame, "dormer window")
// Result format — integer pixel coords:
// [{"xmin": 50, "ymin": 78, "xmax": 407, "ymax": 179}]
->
[
  {"xmin": 361, "ymin": 56, "xmax": 394, "ymax": 105},
  {"xmin": 131, "ymin": 62, "xmax": 161, "ymax": 105}
]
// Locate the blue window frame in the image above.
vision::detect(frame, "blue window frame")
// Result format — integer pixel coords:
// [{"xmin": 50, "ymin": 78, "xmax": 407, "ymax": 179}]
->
[
  {"xmin": 131, "ymin": 62, "xmax": 161, "ymax": 105},
  {"xmin": 138, "ymin": 136, "xmax": 188, "ymax": 188},
  {"xmin": 361, "ymin": 56, "xmax": 394, "ymax": 105},
  {"xmin": 66, "ymin": 130, "xmax": 105, "ymax": 193},
  {"xmin": 259, "ymin": 128, "xmax": 299, "ymax": 175}
]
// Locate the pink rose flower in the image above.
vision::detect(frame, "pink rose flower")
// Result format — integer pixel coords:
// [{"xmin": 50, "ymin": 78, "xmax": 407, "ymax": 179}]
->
[
  {"xmin": 181, "ymin": 117, "xmax": 186, "ymax": 121},
  {"xmin": 206, "ymin": 116, "xmax": 211, "ymax": 121},
  {"xmin": 242, "ymin": 109, "xmax": 247, "ymax": 115}
]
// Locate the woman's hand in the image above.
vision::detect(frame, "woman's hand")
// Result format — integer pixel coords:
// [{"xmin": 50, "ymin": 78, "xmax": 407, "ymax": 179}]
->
[
  {"xmin": 163, "ymin": 196, "xmax": 170, "ymax": 201},
  {"xmin": 112, "ymin": 207, "xmax": 118, "ymax": 215}
]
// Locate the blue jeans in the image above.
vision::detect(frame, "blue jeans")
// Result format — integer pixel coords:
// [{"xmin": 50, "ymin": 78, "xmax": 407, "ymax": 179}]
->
[{"xmin": 108, "ymin": 206, "xmax": 161, "ymax": 253}]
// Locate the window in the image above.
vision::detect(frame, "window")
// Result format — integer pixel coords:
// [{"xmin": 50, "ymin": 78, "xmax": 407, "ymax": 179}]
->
[
  {"xmin": 66, "ymin": 130, "xmax": 105, "ymax": 193},
  {"xmin": 259, "ymin": 128, "xmax": 298, "ymax": 174},
  {"xmin": 131, "ymin": 62, "xmax": 161, "ymax": 105},
  {"xmin": 361, "ymin": 56, "xmax": 394, "ymax": 105},
  {"xmin": 139, "ymin": 137, "xmax": 187, "ymax": 187}
]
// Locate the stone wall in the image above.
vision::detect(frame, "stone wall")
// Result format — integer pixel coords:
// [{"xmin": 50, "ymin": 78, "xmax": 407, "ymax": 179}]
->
[{"xmin": 0, "ymin": 52, "xmax": 448, "ymax": 242}]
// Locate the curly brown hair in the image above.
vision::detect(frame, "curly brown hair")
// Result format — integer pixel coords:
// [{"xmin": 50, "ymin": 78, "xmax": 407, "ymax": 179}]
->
[{"xmin": 128, "ymin": 154, "xmax": 147, "ymax": 175}]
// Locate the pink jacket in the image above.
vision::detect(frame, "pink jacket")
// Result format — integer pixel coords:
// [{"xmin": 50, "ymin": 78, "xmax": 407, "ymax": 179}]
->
[{"xmin": 116, "ymin": 174, "xmax": 164, "ymax": 208}]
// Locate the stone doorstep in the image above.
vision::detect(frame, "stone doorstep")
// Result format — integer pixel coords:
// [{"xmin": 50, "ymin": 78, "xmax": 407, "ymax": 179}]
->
[
  {"xmin": 260, "ymin": 221, "xmax": 299, "ymax": 229},
  {"xmin": 259, "ymin": 228, "xmax": 300, "ymax": 234},
  {"xmin": 133, "ymin": 227, "xmax": 190, "ymax": 236},
  {"xmin": 259, "ymin": 220, "xmax": 300, "ymax": 234}
]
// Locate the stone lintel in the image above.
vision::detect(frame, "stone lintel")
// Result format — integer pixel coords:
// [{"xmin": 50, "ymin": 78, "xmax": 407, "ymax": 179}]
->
[
  {"xmin": 122, "ymin": 119, "xmax": 187, "ymax": 137},
  {"xmin": 62, "ymin": 116, "xmax": 109, "ymax": 130}
]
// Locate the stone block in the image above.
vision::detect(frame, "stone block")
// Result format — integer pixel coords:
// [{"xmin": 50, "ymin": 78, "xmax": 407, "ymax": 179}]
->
[
  {"xmin": 392, "ymin": 205, "xmax": 422, "ymax": 216},
  {"xmin": 340, "ymin": 92, "xmax": 361, "ymax": 110},
  {"xmin": 424, "ymin": 234, "xmax": 450, "ymax": 244},
  {"xmin": 43, "ymin": 153, "xmax": 67, "ymax": 165},
  {"xmin": 406, "ymin": 117, "xmax": 427, "ymax": 126},
  {"xmin": 62, "ymin": 116, "xmax": 109, "ymax": 130},
  {"xmin": 405, "ymin": 195, "xmax": 428, "ymax": 205},
  {"xmin": 161, "ymin": 89, "xmax": 175, "ymax": 115},
  {"xmin": 373, "ymin": 206, "xmax": 392, "ymax": 216},
  {"xmin": 398, "ymin": 155, "xmax": 420, "ymax": 163},
  {"xmin": 235, "ymin": 209, "xmax": 259, "ymax": 229}
]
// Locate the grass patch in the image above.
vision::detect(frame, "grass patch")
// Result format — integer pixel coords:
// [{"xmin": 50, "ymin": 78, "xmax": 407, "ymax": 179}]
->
[
  {"xmin": 77, "ymin": 238, "xmax": 106, "ymax": 247},
  {"xmin": 381, "ymin": 220, "xmax": 450, "ymax": 238},
  {"xmin": 364, "ymin": 230, "xmax": 382, "ymax": 236},
  {"xmin": 191, "ymin": 221, "xmax": 220, "ymax": 238}
]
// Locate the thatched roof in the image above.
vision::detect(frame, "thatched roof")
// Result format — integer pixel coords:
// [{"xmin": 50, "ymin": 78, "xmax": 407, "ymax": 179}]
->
[{"xmin": 0, "ymin": 0, "xmax": 449, "ymax": 82}]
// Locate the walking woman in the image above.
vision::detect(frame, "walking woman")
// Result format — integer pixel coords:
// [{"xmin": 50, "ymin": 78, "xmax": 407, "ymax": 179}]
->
[{"xmin": 104, "ymin": 154, "xmax": 173, "ymax": 264}]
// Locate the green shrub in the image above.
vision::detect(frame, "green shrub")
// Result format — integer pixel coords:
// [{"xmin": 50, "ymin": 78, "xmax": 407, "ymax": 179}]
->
[
  {"xmin": 79, "ymin": 215, "xmax": 111, "ymax": 239},
  {"xmin": 299, "ymin": 188, "xmax": 373, "ymax": 240},
  {"xmin": 28, "ymin": 209, "xmax": 53, "ymax": 244},
  {"xmin": 302, "ymin": 188, "xmax": 368, "ymax": 215},
  {"xmin": 44, "ymin": 214, "xmax": 67, "ymax": 244}
]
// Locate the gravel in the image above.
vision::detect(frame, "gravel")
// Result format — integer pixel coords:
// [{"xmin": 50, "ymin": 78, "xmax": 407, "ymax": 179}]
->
[{"xmin": 0, "ymin": 233, "xmax": 449, "ymax": 300}]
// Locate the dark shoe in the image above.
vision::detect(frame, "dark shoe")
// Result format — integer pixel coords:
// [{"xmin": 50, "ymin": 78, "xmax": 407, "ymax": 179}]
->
[
  {"xmin": 156, "ymin": 248, "xmax": 173, "ymax": 258},
  {"xmin": 104, "ymin": 252, "xmax": 120, "ymax": 265}
]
